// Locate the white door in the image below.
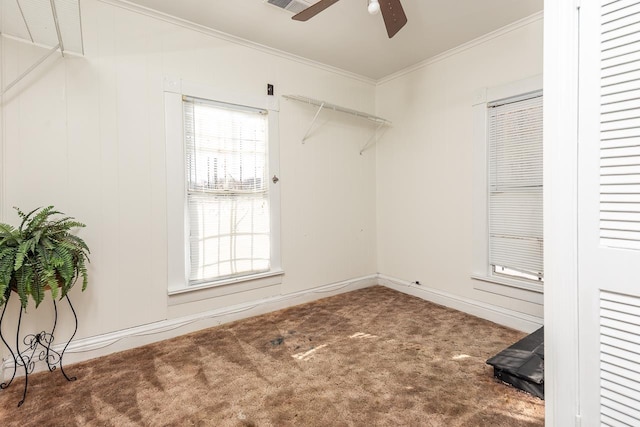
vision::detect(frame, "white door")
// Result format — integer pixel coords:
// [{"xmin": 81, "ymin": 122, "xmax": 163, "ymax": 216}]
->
[{"xmin": 578, "ymin": 1, "xmax": 640, "ymax": 425}]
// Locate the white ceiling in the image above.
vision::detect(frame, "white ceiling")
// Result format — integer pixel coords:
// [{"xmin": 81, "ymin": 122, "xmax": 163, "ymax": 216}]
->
[
  {"xmin": 123, "ymin": 0, "xmax": 543, "ymax": 80},
  {"xmin": 0, "ymin": 0, "xmax": 544, "ymax": 80}
]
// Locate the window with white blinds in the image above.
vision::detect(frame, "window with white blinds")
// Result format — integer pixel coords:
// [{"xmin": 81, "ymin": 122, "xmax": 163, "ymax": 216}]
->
[
  {"xmin": 183, "ymin": 96, "xmax": 270, "ymax": 284},
  {"xmin": 488, "ymin": 93, "xmax": 543, "ymax": 282}
]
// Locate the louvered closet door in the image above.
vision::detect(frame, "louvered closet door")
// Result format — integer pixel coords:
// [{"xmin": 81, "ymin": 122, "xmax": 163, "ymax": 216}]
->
[{"xmin": 578, "ymin": 1, "xmax": 640, "ymax": 425}]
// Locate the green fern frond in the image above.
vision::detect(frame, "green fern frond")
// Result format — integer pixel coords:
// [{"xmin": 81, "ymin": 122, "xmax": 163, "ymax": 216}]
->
[
  {"xmin": 55, "ymin": 245, "xmax": 74, "ymax": 283},
  {"xmin": 46, "ymin": 272, "xmax": 59, "ymax": 300},
  {"xmin": 24, "ymin": 206, "xmax": 59, "ymax": 235},
  {"xmin": 14, "ymin": 240, "xmax": 31, "ymax": 271},
  {"xmin": 16, "ymin": 206, "xmax": 42, "ymax": 232},
  {"xmin": 50, "ymin": 218, "xmax": 85, "ymax": 231},
  {"xmin": 31, "ymin": 274, "xmax": 45, "ymax": 308},
  {"xmin": 0, "ymin": 223, "xmax": 17, "ymax": 239},
  {"xmin": 64, "ymin": 234, "xmax": 91, "ymax": 255},
  {"xmin": 0, "ymin": 284, "xmax": 8, "ymax": 307},
  {"xmin": 15, "ymin": 267, "xmax": 30, "ymax": 309}
]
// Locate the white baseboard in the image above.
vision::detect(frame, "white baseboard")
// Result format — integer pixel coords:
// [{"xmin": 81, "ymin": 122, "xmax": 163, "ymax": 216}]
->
[
  {"xmin": 1, "ymin": 275, "xmax": 377, "ymax": 380},
  {"xmin": 378, "ymin": 275, "xmax": 543, "ymax": 333}
]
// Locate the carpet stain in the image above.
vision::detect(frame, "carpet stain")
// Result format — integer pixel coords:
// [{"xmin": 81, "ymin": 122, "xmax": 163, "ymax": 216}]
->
[{"xmin": 269, "ymin": 337, "xmax": 284, "ymax": 346}]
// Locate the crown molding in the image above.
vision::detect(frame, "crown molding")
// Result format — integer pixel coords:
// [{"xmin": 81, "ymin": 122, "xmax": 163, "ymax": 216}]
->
[
  {"xmin": 377, "ymin": 11, "xmax": 544, "ymax": 85},
  {"xmin": 95, "ymin": 0, "xmax": 377, "ymax": 86}
]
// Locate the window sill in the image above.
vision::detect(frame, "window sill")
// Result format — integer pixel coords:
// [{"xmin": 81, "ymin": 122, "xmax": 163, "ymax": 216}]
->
[
  {"xmin": 168, "ymin": 269, "xmax": 284, "ymax": 306},
  {"xmin": 471, "ymin": 274, "xmax": 543, "ymax": 305}
]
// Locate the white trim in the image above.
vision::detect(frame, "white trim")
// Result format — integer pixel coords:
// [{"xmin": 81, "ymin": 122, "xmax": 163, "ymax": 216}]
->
[
  {"xmin": 1, "ymin": 274, "xmax": 377, "ymax": 380},
  {"xmin": 168, "ymin": 270, "xmax": 285, "ymax": 305},
  {"xmin": 486, "ymin": 75, "xmax": 543, "ymax": 105},
  {"xmin": 471, "ymin": 275, "xmax": 543, "ymax": 305},
  {"xmin": 543, "ymin": 0, "xmax": 581, "ymax": 425},
  {"xmin": 378, "ymin": 275, "xmax": 543, "ymax": 333},
  {"xmin": 471, "ymin": 75, "xmax": 543, "ymax": 304},
  {"xmin": 170, "ymin": 269, "xmax": 285, "ymax": 296},
  {"xmin": 378, "ymin": 11, "xmax": 544, "ymax": 85},
  {"xmin": 0, "ymin": 22, "xmax": 6, "ymax": 366},
  {"xmin": 95, "ymin": 0, "xmax": 376, "ymax": 86}
]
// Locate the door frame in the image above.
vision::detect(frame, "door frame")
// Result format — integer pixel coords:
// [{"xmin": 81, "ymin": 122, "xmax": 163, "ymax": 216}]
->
[{"xmin": 543, "ymin": 0, "xmax": 581, "ymax": 425}]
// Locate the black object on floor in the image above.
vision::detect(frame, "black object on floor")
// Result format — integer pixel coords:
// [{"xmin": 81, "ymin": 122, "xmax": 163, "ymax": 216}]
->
[{"xmin": 486, "ymin": 326, "xmax": 544, "ymax": 400}]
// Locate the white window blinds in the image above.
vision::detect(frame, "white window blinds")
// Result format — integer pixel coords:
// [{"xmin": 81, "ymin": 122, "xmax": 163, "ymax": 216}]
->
[
  {"xmin": 183, "ymin": 96, "xmax": 270, "ymax": 284},
  {"xmin": 488, "ymin": 93, "xmax": 543, "ymax": 280}
]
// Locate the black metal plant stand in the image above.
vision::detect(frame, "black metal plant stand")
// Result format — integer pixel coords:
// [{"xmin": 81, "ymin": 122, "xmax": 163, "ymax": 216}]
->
[{"xmin": 0, "ymin": 290, "xmax": 78, "ymax": 407}]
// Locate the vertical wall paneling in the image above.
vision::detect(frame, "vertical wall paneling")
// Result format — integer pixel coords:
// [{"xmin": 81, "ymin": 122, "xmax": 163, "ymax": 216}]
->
[{"xmin": 0, "ymin": 32, "xmax": 4, "ymax": 223}]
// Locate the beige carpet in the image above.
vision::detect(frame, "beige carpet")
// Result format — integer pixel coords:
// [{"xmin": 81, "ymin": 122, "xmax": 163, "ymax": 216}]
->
[{"xmin": 0, "ymin": 286, "xmax": 544, "ymax": 426}]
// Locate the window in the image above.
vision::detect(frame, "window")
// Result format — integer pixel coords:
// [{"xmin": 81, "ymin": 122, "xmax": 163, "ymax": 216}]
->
[
  {"xmin": 164, "ymin": 79, "xmax": 282, "ymax": 298},
  {"xmin": 183, "ymin": 97, "xmax": 270, "ymax": 284},
  {"xmin": 471, "ymin": 75, "xmax": 543, "ymax": 303},
  {"xmin": 488, "ymin": 93, "xmax": 543, "ymax": 283}
]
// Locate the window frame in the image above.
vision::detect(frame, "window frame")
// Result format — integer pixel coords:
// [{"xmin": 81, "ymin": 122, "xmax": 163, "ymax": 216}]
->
[
  {"xmin": 183, "ymin": 96, "xmax": 271, "ymax": 284},
  {"xmin": 471, "ymin": 75, "xmax": 543, "ymax": 304},
  {"xmin": 164, "ymin": 78, "xmax": 282, "ymax": 301}
]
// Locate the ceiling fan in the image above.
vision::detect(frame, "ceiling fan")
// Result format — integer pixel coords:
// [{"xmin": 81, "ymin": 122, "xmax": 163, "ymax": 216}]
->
[{"xmin": 292, "ymin": 0, "xmax": 407, "ymax": 39}]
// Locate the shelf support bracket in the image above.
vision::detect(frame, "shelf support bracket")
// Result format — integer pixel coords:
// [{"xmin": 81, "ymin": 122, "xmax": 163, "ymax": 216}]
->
[
  {"xmin": 50, "ymin": 0, "xmax": 65, "ymax": 57},
  {"xmin": 16, "ymin": 0, "xmax": 35, "ymax": 43},
  {"xmin": 360, "ymin": 121, "xmax": 386, "ymax": 155},
  {"xmin": 302, "ymin": 102, "xmax": 325, "ymax": 143},
  {"xmin": 1, "ymin": 44, "xmax": 61, "ymax": 96}
]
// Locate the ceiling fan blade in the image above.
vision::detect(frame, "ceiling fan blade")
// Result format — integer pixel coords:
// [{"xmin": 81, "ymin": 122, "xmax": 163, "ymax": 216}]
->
[
  {"xmin": 292, "ymin": 0, "xmax": 341, "ymax": 21},
  {"xmin": 379, "ymin": 0, "xmax": 407, "ymax": 38}
]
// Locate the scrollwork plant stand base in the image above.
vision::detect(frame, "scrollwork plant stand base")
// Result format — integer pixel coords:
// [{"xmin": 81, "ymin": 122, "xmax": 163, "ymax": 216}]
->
[{"xmin": 0, "ymin": 291, "xmax": 78, "ymax": 407}]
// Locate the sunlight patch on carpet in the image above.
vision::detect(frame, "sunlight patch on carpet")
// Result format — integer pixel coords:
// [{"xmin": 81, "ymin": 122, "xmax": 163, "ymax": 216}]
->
[
  {"xmin": 452, "ymin": 354, "xmax": 472, "ymax": 360},
  {"xmin": 349, "ymin": 332, "xmax": 378, "ymax": 339},
  {"xmin": 292, "ymin": 344, "xmax": 328, "ymax": 361}
]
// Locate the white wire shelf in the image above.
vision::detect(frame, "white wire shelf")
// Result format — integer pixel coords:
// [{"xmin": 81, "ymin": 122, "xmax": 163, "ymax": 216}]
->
[
  {"xmin": 1, "ymin": 0, "xmax": 84, "ymax": 95},
  {"xmin": 283, "ymin": 94, "xmax": 391, "ymax": 154},
  {"xmin": 283, "ymin": 94, "xmax": 391, "ymax": 125}
]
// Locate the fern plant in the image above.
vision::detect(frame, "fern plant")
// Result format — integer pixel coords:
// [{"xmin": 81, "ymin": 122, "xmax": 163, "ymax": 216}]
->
[{"xmin": 0, "ymin": 206, "xmax": 90, "ymax": 309}]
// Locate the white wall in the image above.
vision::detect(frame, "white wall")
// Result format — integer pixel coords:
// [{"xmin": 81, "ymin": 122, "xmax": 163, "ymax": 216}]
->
[
  {"xmin": 0, "ymin": 0, "xmax": 377, "ymax": 359},
  {"xmin": 375, "ymin": 16, "xmax": 544, "ymax": 319}
]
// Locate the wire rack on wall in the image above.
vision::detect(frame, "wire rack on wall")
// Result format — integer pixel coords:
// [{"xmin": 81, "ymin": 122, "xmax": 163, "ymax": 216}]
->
[
  {"xmin": 283, "ymin": 94, "xmax": 392, "ymax": 154},
  {"xmin": 1, "ymin": 0, "xmax": 84, "ymax": 95}
]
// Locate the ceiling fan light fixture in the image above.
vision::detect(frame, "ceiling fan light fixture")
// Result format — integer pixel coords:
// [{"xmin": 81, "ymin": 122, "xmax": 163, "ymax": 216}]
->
[
  {"xmin": 367, "ymin": 0, "xmax": 380, "ymax": 15},
  {"xmin": 293, "ymin": 0, "xmax": 406, "ymax": 39}
]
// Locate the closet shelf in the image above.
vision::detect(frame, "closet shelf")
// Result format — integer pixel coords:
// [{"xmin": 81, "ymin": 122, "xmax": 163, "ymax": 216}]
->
[
  {"xmin": 1, "ymin": 0, "xmax": 84, "ymax": 96},
  {"xmin": 283, "ymin": 95, "xmax": 391, "ymax": 154},
  {"xmin": 283, "ymin": 95, "xmax": 391, "ymax": 125}
]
